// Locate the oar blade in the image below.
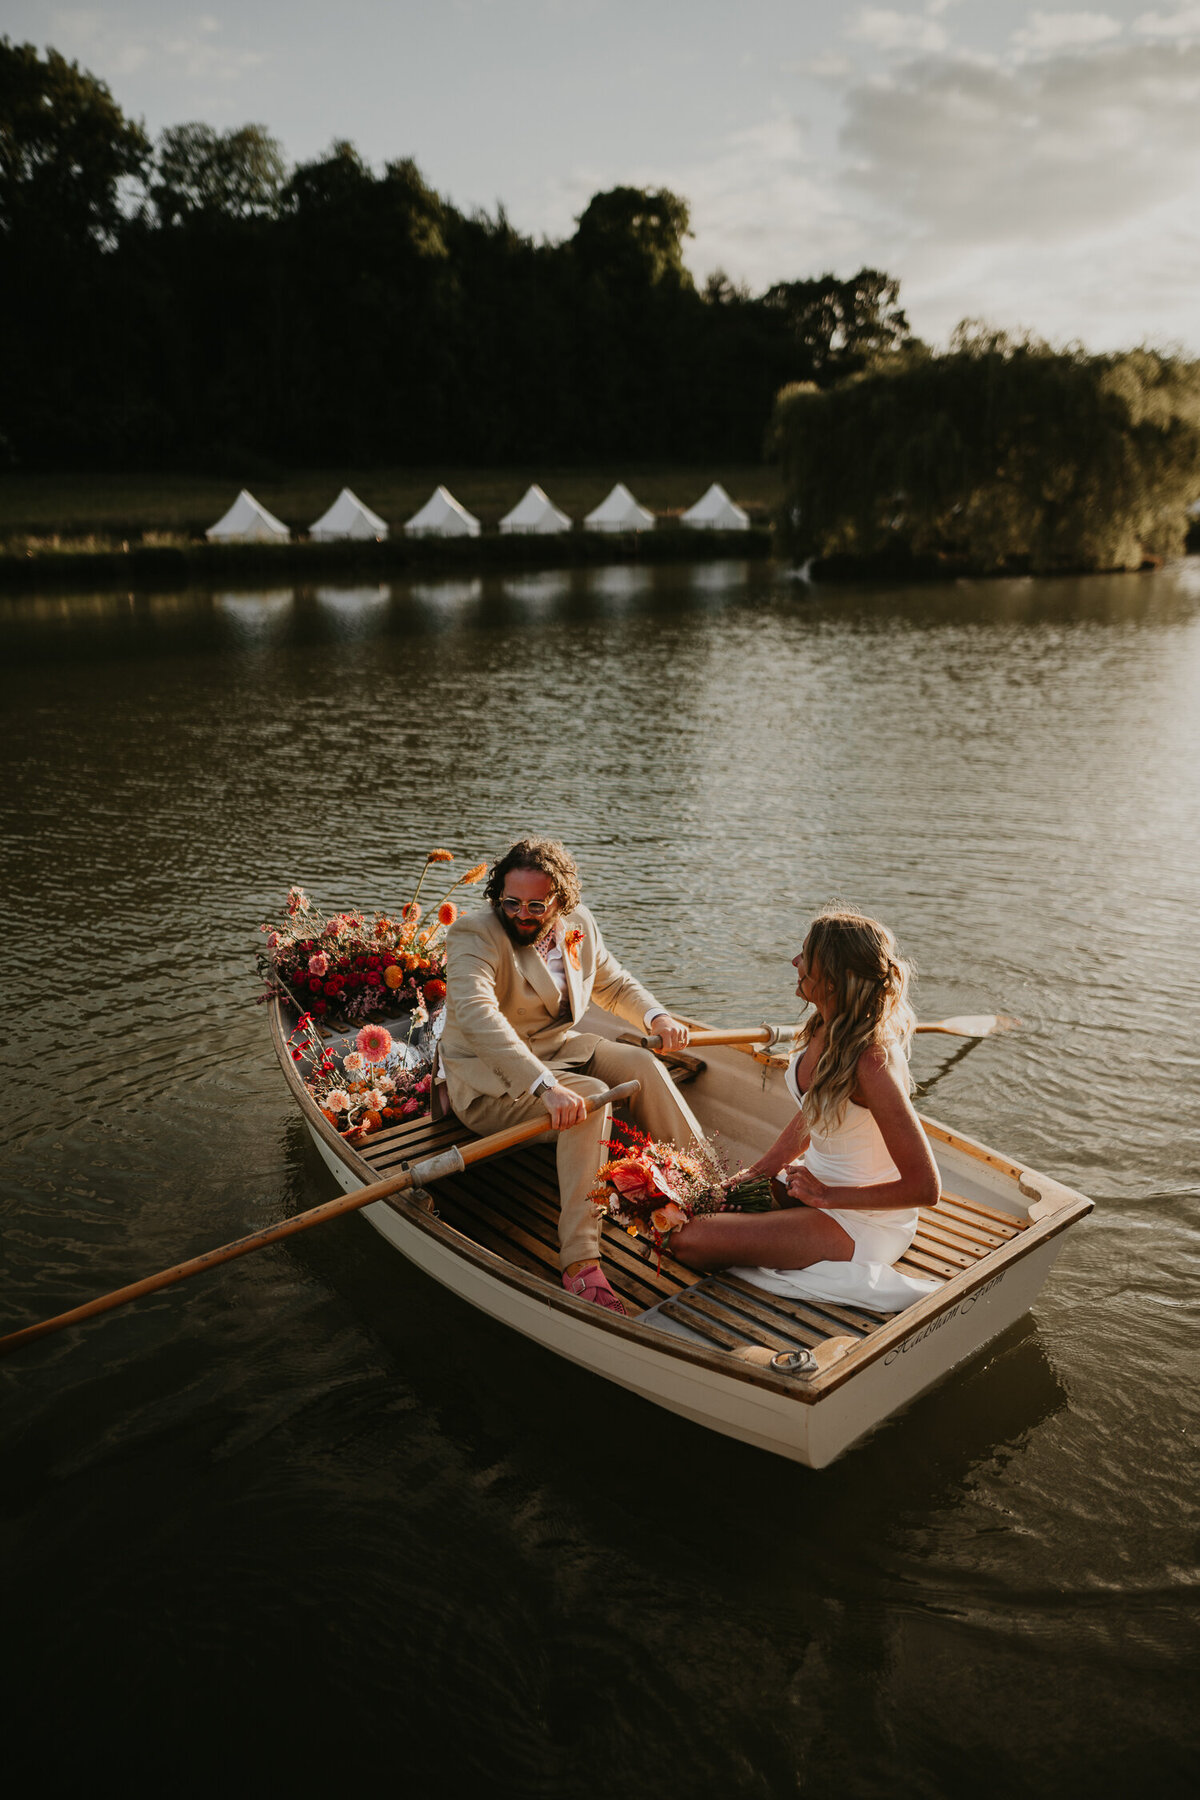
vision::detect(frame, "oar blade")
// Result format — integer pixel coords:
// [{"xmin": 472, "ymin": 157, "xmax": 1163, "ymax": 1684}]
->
[{"xmin": 917, "ymin": 1013, "xmax": 1020, "ymax": 1039}]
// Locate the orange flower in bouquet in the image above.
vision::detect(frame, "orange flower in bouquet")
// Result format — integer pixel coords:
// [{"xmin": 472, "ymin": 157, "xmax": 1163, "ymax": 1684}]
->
[
  {"xmin": 590, "ymin": 1121, "xmax": 772, "ymax": 1268},
  {"xmin": 607, "ymin": 1154, "xmax": 675, "ymax": 1204}
]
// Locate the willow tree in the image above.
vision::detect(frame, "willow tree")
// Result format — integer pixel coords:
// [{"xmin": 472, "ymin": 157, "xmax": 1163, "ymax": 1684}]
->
[{"xmin": 771, "ymin": 328, "xmax": 1200, "ymax": 573}]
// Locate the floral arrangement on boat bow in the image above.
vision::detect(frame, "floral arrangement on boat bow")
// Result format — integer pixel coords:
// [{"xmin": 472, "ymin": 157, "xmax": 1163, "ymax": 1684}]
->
[
  {"xmin": 591, "ymin": 1121, "xmax": 774, "ymax": 1266},
  {"xmin": 257, "ymin": 849, "xmax": 488, "ymax": 1027},
  {"xmin": 285, "ymin": 1015, "xmax": 434, "ymax": 1143}
]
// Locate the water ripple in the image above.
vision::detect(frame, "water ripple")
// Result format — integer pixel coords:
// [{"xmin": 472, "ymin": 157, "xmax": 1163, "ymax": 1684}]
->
[{"xmin": 2, "ymin": 560, "xmax": 1198, "ymax": 1794}]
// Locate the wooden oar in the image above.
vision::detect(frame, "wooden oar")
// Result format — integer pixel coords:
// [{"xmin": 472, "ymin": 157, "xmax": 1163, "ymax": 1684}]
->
[
  {"xmin": 628, "ymin": 1015, "xmax": 1018, "ymax": 1050},
  {"xmin": 915, "ymin": 1014, "xmax": 1019, "ymax": 1039},
  {"xmin": 0, "ymin": 1080, "xmax": 641, "ymax": 1358}
]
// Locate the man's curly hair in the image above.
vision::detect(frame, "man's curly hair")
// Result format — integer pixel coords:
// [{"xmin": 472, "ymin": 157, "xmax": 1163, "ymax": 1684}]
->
[{"xmin": 484, "ymin": 837, "xmax": 583, "ymax": 914}]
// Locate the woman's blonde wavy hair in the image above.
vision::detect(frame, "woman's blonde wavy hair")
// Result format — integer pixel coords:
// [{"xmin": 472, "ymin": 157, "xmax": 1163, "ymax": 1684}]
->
[{"xmin": 796, "ymin": 906, "xmax": 917, "ymax": 1131}]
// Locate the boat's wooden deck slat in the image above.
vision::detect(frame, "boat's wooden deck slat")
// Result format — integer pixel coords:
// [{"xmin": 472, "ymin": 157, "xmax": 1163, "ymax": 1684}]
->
[
  {"xmin": 898, "ymin": 1246, "xmax": 962, "ymax": 1280},
  {"xmin": 350, "ymin": 1107, "xmax": 1028, "ymax": 1351},
  {"xmin": 938, "ymin": 1193, "xmax": 1026, "ymax": 1235},
  {"xmin": 917, "ymin": 1210, "xmax": 1008, "ymax": 1254},
  {"xmin": 435, "ymin": 1174, "xmax": 595, "ymax": 1289},
  {"xmin": 659, "ymin": 1297, "xmax": 747, "ymax": 1351},
  {"xmin": 519, "ymin": 1143, "xmax": 706, "ymax": 1292},
  {"xmin": 704, "ymin": 1276, "xmax": 851, "ymax": 1347},
  {"xmin": 908, "ymin": 1233, "xmax": 975, "ymax": 1271},
  {"xmin": 712, "ymin": 1274, "xmax": 881, "ymax": 1337},
  {"xmin": 367, "ymin": 1128, "xmax": 700, "ymax": 1312},
  {"xmin": 431, "ymin": 1189, "xmax": 555, "ymax": 1281},
  {"xmin": 458, "ymin": 1164, "xmax": 683, "ymax": 1312},
  {"xmin": 362, "ymin": 1116, "xmax": 475, "ymax": 1173},
  {"xmin": 688, "ymin": 1284, "xmax": 828, "ymax": 1351}
]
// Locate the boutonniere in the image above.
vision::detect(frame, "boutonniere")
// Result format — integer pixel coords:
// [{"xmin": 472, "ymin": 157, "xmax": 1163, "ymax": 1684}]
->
[{"xmin": 564, "ymin": 928, "xmax": 584, "ymax": 970}]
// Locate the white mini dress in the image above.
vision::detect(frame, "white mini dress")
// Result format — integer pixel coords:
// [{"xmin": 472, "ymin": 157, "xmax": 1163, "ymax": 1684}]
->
[{"xmin": 730, "ymin": 1053, "xmax": 937, "ymax": 1313}]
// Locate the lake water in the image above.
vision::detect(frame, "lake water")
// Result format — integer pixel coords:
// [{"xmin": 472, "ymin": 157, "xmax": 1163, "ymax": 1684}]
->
[{"xmin": 2, "ymin": 560, "xmax": 1197, "ymax": 1797}]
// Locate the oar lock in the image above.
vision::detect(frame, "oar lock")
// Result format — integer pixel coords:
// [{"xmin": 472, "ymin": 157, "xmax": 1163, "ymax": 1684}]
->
[{"xmin": 771, "ymin": 1348, "xmax": 817, "ymax": 1375}]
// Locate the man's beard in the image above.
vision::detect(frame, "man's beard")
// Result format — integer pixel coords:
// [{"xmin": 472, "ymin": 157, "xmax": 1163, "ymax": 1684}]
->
[{"xmin": 497, "ymin": 908, "xmax": 556, "ymax": 950}]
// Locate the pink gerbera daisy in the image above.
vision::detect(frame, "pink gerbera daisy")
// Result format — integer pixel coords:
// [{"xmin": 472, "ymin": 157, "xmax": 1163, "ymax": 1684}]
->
[{"xmin": 356, "ymin": 1024, "xmax": 394, "ymax": 1063}]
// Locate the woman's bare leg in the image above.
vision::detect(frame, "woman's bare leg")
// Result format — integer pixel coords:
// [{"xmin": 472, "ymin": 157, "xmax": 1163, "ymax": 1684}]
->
[{"xmin": 670, "ymin": 1205, "xmax": 855, "ymax": 1271}]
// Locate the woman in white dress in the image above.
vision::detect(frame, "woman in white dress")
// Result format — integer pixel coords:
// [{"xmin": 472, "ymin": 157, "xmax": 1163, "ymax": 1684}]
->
[{"xmin": 670, "ymin": 908, "xmax": 941, "ymax": 1297}]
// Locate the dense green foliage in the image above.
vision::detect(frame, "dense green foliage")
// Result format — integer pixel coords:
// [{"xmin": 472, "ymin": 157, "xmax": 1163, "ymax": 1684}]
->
[
  {"xmin": 0, "ymin": 39, "xmax": 910, "ymax": 474},
  {"xmin": 772, "ymin": 328, "xmax": 1200, "ymax": 572}
]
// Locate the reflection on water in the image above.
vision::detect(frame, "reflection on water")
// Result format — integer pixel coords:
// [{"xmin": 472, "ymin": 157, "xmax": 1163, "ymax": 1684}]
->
[
  {"xmin": 214, "ymin": 589, "xmax": 295, "ymax": 644},
  {"xmin": 312, "ymin": 583, "xmax": 389, "ymax": 637},
  {"xmin": 583, "ymin": 562, "xmax": 654, "ymax": 606},
  {"xmin": 2, "ymin": 555, "xmax": 1198, "ymax": 1796},
  {"xmin": 408, "ymin": 576, "xmax": 485, "ymax": 614},
  {"xmin": 497, "ymin": 569, "xmax": 572, "ymax": 610}
]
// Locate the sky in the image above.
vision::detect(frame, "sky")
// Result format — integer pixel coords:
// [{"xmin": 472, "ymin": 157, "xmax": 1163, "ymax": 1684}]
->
[{"xmin": 12, "ymin": 1, "xmax": 1200, "ymax": 354}]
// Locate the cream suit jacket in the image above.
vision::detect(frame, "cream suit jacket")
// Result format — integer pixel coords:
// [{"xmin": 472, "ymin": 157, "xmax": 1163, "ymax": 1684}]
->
[{"xmin": 439, "ymin": 903, "xmax": 663, "ymax": 1112}]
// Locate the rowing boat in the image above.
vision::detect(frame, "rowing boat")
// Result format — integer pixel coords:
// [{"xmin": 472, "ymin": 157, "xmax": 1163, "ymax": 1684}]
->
[{"xmin": 270, "ymin": 996, "xmax": 1092, "ymax": 1467}]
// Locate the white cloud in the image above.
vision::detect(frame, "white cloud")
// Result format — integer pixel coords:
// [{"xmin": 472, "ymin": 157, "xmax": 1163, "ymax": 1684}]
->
[
  {"xmin": 632, "ymin": 36, "xmax": 1200, "ymax": 357},
  {"xmin": 48, "ymin": 8, "xmax": 263, "ymax": 87},
  {"xmin": 1012, "ymin": 11, "xmax": 1124, "ymax": 54},
  {"xmin": 842, "ymin": 40, "xmax": 1200, "ymax": 348},
  {"xmin": 782, "ymin": 53, "xmax": 853, "ymax": 78},
  {"xmin": 1133, "ymin": 5, "xmax": 1200, "ymax": 36},
  {"xmin": 841, "ymin": 43, "xmax": 1200, "ymax": 246},
  {"xmin": 848, "ymin": 9, "xmax": 949, "ymax": 54}
]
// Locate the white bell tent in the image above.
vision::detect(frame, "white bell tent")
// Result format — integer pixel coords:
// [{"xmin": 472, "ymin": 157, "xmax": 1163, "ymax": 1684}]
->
[
  {"xmin": 309, "ymin": 488, "xmax": 389, "ymax": 541},
  {"xmin": 583, "ymin": 482, "xmax": 656, "ymax": 533},
  {"xmin": 403, "ymin": 486, "xmax": 481, "ymax": 538},
  {"xmin": 681, "ymin": 482, "xmax": 751, "ymax": 530},
  {"xmin": 499, "ymin": 485, "xmax": 572, "ymax": 535},
  {"xmin": 205, "ymin": 490, "xmax": 290, "ymax": 543}
]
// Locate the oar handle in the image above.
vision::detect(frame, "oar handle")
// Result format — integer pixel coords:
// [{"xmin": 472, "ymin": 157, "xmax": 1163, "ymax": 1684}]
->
[
  {"xmin": 0, "ymin": 1079, "xmax": 641, "ymax": 1357},
  {"xmin": 622, "ymin": 1026, "xmax": 791, "ymax": 1050}
]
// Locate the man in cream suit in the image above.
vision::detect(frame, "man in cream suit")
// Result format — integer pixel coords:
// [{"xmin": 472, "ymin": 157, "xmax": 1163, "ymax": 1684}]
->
[{"xmin": 440, "ymin": 836, "xmax": 703, "ymax": 1314}]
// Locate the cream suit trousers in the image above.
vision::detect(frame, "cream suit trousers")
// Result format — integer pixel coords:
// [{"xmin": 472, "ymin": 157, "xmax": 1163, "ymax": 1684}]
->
[{"xmin": 455, "ymin": 1037, "xmax": 705, "ymax": 1268}]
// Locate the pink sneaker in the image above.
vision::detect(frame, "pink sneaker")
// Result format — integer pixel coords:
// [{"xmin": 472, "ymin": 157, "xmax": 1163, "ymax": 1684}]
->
[{"xmin": 562, "ymin": 1264, "xmax": 628, "ymax": 1315}]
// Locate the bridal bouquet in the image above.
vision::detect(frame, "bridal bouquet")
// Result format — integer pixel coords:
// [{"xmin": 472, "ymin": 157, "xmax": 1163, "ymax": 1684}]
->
[
  {"xmin": 590, "ymin": 1121, "xmax": 773, "ymax": 1264},
  {"xmin": 257, "ymin": 848, "xmax": 488, "ymax": 1027}
]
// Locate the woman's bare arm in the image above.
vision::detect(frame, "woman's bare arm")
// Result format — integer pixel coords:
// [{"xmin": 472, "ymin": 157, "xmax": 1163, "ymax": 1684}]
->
[
  {"xmin": 743, "ymin": 1109, "xmax": 810, "ymax": 1182},
  {"xmin": 785, "ymin": 1047, "xmax": 940, "ymax": 1212}
]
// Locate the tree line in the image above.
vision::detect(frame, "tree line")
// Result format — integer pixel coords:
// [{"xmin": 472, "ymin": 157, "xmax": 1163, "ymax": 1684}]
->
[{"xmin": 0, "ymin": 39, "xmax": 912, "ymax": 475}]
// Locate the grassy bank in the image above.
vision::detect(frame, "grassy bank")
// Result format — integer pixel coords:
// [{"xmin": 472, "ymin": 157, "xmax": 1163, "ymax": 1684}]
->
[
  {"xmin": 0, "ymin": 522, "xmax": 773, "ymax": 593},
  {"xmin": 0, "ymin": 465, "xmax": 778, "ymax": 593},
  {"xmin": 0, "ymin": 465, "xmax": 780, "ymax": 541}
]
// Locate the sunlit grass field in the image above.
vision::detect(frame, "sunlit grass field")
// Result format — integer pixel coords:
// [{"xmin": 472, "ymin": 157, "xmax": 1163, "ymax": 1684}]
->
[{"xmin": 0, "ymin": 465, "xmax": 781, "ymax": 544}]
